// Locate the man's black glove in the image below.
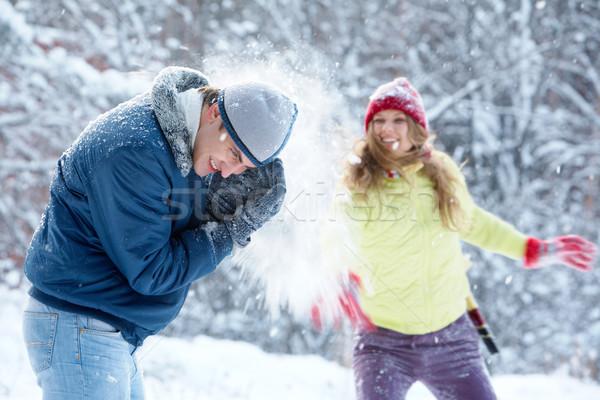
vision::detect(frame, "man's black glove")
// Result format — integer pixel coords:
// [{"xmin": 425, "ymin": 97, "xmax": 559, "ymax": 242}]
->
[{"xmin": 205, "ymin": 159, "xmax": 286, "ymax": 247}]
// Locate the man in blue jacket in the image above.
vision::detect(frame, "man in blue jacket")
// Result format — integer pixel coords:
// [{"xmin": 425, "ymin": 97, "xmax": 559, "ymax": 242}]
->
[{"xmin": 22, "ymin": 66, "xmax": 297, "ymax": 399}]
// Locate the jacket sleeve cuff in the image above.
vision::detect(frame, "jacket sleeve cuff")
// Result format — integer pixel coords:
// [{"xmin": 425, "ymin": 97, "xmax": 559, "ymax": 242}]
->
[
  {"xmin": 524, "ymin": 237, "xmax": 542, "ymax": 268},
  {"xmin": 181, "ymin": 222, "xmax": 234, "ymax": 280},
  {"xmin": 201, "ymin": 222, "xmax": 234, "ymax": 264}
]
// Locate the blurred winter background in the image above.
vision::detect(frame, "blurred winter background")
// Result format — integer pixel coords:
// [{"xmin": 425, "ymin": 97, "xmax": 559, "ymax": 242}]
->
[{"xmin": 1, "ymin": 0, "xmax": 599, "ymax": 398}]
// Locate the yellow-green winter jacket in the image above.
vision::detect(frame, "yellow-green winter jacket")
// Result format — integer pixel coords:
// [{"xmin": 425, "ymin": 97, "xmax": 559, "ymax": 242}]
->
[{"xmin": 337, "ymin": 151, "xmax": 526, "ymax": 335}]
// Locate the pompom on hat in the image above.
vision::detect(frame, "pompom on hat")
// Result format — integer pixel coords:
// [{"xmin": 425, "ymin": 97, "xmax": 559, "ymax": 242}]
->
[{"xmin": 364, "ymin": 77, "xmax": 428, "ymax": 133}]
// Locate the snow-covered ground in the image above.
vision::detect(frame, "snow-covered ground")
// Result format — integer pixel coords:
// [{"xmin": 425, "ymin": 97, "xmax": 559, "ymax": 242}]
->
[{"xmin": 3, "ymin": 288, "xmax": 600, "ymax": 400}]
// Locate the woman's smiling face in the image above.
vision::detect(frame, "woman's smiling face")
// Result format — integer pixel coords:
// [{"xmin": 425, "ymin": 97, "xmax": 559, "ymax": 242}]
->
[{"xmin": 370, "ymin": 109, "xmax": 413, "ymax": 155}]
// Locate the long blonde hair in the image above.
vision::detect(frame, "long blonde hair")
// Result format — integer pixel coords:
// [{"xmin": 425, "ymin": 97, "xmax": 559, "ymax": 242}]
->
[{"xmin": 344, "ymin": 116, "xmax": 464, "ymax": 230}]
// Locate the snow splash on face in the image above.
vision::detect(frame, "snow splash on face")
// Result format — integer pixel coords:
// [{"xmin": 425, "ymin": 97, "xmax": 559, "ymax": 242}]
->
[{"xmin": 202, "ymin": 51, "xmax": 359, "ymax": 325}]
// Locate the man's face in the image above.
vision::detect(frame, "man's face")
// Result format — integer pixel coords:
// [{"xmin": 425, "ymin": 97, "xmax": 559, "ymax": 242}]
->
[{"xmin": 193, "ymin": 103, "xmax": 255, "ymax": 178}]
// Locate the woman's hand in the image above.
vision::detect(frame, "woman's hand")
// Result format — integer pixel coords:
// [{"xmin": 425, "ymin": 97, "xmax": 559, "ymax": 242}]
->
[
  {"xmin": 311, "ymin": 272, "xmax": 376, "ymax": 332},
  {"xmin": 524, "ymin": 235, "xmax": 597, "ymax": 272}
]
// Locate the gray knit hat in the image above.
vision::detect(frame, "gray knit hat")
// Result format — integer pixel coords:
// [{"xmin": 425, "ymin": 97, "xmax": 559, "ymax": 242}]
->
[{"xmin": 217, "ymin": 82, "xmax": 298, "ymax": 166}]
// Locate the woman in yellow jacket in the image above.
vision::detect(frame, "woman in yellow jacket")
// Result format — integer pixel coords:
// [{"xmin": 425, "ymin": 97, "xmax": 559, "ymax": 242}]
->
[{"xmin": 335, "ymin": 78, "xmax": 597, "ymax": 400}]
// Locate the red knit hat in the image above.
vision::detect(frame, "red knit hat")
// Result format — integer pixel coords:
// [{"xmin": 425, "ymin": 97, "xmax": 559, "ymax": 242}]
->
[{"xmin": 364, "ymin": 77, "xmax": 428, "ymax": 133}]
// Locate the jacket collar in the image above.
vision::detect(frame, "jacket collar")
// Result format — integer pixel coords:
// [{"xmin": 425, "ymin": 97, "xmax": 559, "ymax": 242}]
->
[
  {"xmin": 151, "ymin": 66, "xmax": 209, "ymax": 177},
  {"xmin": 385, "ymin": 161, "xmax": 424, "ymax": 180}
]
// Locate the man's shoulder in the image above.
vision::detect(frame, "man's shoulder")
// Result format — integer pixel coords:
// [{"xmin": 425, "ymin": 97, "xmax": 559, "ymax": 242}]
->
[
  {"xmin": 78, "ymin": 95, "xmax": 169, "ymax": 157},
  {"xmin": 92, "ymin": 94, "xmax": 160, "ymax": 139},
  {"xmin": 61, "ymin": 96, "xmax": 176, "ymax": 188}
]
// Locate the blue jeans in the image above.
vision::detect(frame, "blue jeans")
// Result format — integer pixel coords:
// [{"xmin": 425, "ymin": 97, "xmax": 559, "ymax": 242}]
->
[{"xmin": 22, "ymin": 296, "xmax": 145, "ymax": 400}]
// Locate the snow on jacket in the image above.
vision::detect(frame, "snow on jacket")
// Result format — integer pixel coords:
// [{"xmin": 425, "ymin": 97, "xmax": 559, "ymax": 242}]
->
[
  {"xmin": 24, "ymin": 67, "xmax": 233, "ymax": 346},
  {"xmin": 338, "ymin": 151, "xmax": 526, "ymax": 335}
]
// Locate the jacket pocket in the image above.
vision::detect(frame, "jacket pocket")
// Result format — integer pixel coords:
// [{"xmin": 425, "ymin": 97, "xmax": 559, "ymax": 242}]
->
[{"xmin": 23, "ymin": 311, "xmax": 58, "ymax": 373}]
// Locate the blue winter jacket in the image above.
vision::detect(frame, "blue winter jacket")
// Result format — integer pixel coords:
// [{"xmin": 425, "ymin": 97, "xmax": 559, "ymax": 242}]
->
[{"xmin": 24, "ymin": 67, "xmax": 233, "ymax": 346}]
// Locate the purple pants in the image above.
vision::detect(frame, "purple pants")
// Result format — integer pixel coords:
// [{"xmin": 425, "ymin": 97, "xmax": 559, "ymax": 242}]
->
[{"xmin": 353, "ymin": 314, "xmax": 497, "ymax": 400}]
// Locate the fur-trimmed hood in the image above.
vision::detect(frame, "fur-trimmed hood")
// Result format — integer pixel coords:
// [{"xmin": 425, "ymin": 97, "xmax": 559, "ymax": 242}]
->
[{"xmin": 151, "ymin": 66, "xmax": 209, "ymax": 176}]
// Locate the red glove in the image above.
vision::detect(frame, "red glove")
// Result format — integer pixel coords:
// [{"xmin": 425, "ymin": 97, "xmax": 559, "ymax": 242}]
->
[
  {"xmin": 524, "ymin": 235, "xmax": 597, "ymax": 272},
  {"xmin": 311, "ymin": 272, "xmax": 376, "ymax": 332}
]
